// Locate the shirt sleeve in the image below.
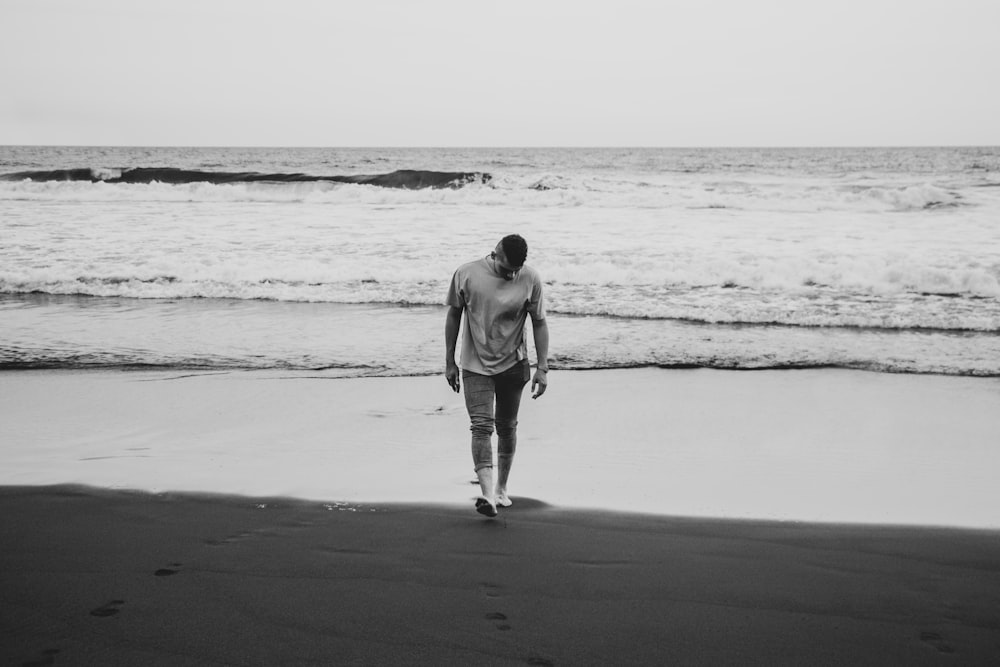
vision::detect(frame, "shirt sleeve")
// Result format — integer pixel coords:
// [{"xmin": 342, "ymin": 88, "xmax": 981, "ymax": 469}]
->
[
  {"xmin": 445, "ymin": 269, "xmax": 465, "ymax": 308},
  {"xmin": 527, "ymin": 273, "xmax": 545, "ymax": 320}
]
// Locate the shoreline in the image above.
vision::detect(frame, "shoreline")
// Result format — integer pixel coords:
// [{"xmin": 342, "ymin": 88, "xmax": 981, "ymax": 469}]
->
[{"xmin": 4, "ymin": 292, "xmax": 999, "ymax": 378}]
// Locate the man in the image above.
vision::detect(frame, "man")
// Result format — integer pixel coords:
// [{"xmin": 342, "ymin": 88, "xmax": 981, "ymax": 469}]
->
[{"xmin": 445, "ymin": 234, "xmax": 549, "ymax": 518}]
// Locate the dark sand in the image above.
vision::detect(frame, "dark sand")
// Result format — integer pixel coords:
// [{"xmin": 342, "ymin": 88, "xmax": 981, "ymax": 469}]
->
[{"xmin": 2, "ymin": 486, "xmax": 999, "ymax": 666}]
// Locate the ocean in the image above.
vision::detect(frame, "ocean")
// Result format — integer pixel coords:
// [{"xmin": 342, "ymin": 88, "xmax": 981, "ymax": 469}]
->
[{"xmin": 2, "ymin": 145, "xmax": 999, "ymax": 377}]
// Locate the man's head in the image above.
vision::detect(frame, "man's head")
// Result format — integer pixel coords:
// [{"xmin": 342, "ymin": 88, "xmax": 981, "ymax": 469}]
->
[{"xmin": 498, "ymin": 234, "xmax": 528, "ymax": 268}]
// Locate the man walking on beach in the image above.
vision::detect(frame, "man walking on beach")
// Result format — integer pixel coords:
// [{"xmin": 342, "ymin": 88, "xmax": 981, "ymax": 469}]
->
[{"xmin": 445, "ymin": 234, "xmax": 549, "ymax": 518}]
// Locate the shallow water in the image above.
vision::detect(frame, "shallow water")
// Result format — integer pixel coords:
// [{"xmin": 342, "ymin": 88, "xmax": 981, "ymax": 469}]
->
[{"xmin": 4, "ymin": 294, "xmax": 998, "ymax": 376}]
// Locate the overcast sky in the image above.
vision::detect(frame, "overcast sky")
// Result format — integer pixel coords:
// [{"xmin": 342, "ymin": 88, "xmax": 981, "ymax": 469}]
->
[{"xmin": 2, "ymin": 0, "xmax": 998, "ymax": 147}]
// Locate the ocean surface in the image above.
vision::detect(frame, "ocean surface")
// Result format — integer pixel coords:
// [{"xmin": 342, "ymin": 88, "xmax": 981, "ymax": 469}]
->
[{"xmin": 2, "ymin": 145, "xmax": 999, "ymax": 377}]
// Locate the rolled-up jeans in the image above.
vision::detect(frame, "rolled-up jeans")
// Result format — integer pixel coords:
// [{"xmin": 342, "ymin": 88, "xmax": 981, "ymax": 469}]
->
[{"xmin": 463, "ymin": 359, "xmax": 530, "ymax": 472}]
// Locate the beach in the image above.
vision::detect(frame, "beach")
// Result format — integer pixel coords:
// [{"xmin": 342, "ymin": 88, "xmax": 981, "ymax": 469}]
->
[
  {"xmin": 2, "ymin": 145, "xmax": 999, "ymax": 662},
  {"xmin": 2, "ymin": 368, "xmax": 1000, "ymax": 664}
]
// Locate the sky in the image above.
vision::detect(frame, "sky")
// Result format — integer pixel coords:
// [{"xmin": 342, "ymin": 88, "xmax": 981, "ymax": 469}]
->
[{"xmin": 2, "ymin": 0, "xmax": 998, "ymax": 147}]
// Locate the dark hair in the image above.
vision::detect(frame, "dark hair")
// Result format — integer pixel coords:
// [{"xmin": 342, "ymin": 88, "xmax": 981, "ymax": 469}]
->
[{"xmin": 500, "ymin": 234, "xmax": 528, "ymax": 267}]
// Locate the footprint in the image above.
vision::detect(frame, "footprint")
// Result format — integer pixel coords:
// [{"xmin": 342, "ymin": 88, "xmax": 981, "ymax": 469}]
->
[
  {"xmin": 525, "ymin": 657, "xmax": 554, "ymax": 666},
  {"xmin": 21, "ymin": 648, "xmax": 60, "ymax": 667},
  {"xmin": 485, "ymin": 611, "xmax": 510, "ymax": 631},
  {"xmin": 205, "ymin": 531, "xmax": 252, "ymax": 546},
  {"xmin": 919, "ymin": 631, "xmax": 954, "ymax": 653},
  {"xmin": 90, "ymin": 600, "xmax": 125, "ymax": 617},
  {"xmin": 154, "ymin": 562, "xmax": 182, "ymax": 577},
  {"xmin": 480, "ymin": 582, "xmax": 503, "ymax": 598}
]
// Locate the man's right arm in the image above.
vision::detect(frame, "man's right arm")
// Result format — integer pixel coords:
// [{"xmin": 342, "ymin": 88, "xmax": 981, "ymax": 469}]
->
[{"xmin": 445, "ymin": 306, "xmax": 463, "ymax": 392}]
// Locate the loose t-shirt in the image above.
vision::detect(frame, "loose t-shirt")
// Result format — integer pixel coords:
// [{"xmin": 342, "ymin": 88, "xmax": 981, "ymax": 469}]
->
[{"xmin": 446, "ymin": 257, "xmax": 545, "ymax": 375}]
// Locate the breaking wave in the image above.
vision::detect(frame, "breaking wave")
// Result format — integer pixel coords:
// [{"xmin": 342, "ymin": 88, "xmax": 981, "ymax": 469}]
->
[
  {"xmin": 0, "ymin": 167, "xmax": 491, "ymax": 189},
  {"xmin": 2, "ymin": 273, "xmax": 997, "ymax": 333},
  {"xmin": 0, "ymin": 166, "xmax": 989, "ymax": 212}
]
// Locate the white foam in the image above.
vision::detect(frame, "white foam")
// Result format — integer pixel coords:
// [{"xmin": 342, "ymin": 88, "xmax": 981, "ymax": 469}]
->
[
  {"xmin": 91, "ymin": 167, "xmax": 122, "ymax": 181},
  {"xmin": 2, "ymin": 238, "xmax": 998, "ymax": 331}
]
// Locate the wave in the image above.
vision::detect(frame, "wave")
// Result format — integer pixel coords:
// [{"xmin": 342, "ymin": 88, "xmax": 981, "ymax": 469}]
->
[
  {"xmin": 4, "ymin": 245, "xmax": 998, "ymax": 306},
  {"xmin": 0, "ymin": 167, "xmax": 491, "ymax": 190},
  {"xmin": 549, "ymin": 359, "xmax": 1000, "ymax": 377},
  {"xmin": 549, "ymin": 309, "xmax": 1000, "ymax": 334},
  {"xmin": 1, "ymin": 167, "xmax": 991, "ymax": 212},
  {"xmin": 0, "ymin": 356, "xmax": 389, "ymax": 374},
  {"xmin": 3, "ymin": 275, "xmax": 998, "ymax": 332},
  {"xmin": 4, "ymin": 352, "xmax": 997, "ymax": 378}
]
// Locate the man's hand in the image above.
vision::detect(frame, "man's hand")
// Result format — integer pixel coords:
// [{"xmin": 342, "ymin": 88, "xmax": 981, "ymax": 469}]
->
[
  {"xmin": 446, "ymin": 362, "xmax": 461, "ymax": 393},
  {"xmin": 445, "ymin": 307, "xmax": 463, "ymax": 393},
  {"xmin": 531, "ymin": 368, "xmax": 548, "ymax": 399}
]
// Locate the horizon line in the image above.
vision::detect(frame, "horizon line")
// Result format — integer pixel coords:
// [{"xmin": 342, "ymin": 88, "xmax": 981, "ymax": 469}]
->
[{"xmin": 3, "ymin": 143, "xmax": 999, "ymax": 150}]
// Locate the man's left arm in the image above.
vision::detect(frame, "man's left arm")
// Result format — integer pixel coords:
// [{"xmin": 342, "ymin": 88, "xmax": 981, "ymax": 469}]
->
[{"xmin": 531, "ymin": 316, "xmax": 549, "ymax": 399}]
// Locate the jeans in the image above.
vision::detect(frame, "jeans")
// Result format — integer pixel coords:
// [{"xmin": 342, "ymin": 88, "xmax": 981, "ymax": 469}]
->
[{"xmin": 463, "ymin": 359, "xmax": 530, "ymax": 471}]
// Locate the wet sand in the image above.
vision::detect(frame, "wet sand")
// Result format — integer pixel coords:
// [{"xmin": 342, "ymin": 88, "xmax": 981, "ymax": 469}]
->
[{"xmin": 2, "ymin": 368, "xmax": 999, "ymax": 527}]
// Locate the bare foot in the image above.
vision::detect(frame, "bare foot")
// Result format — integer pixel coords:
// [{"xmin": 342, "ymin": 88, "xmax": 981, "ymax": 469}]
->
[
  {"xmin": 475, "ymin": 497, "xmax": 498, "ymax": 517},
  {"xmin": 496, "ymin": 492, "xmax": 512, "ymax": 508}
]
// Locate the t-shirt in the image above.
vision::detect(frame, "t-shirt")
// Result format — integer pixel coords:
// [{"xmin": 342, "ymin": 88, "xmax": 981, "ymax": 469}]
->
[{"xmin": 446, "ymin": 257, "xmax": 545, "ymax": 375}]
